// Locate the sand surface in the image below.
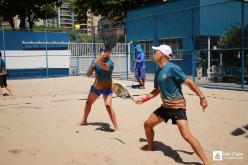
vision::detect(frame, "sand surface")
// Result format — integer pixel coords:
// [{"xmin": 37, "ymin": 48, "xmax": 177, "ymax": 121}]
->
[{"xmin": 0, "ymin": 76, "xmax": 247, "ymax": 165}]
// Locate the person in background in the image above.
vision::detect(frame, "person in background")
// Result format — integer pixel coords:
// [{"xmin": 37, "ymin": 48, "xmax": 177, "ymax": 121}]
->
[
  {"xmin": 0, "ymin": 51, "xmax": 14, "ymax": 96},
  {"xmin": 134, "ymin": 44, "xmax": 146, "ymax": 89}
]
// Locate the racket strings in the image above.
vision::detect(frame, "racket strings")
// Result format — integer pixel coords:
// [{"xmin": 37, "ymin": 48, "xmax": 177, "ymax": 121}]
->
[{"xmin": 113, "ymin": 84, "xmax": 131, "ymax": 98}]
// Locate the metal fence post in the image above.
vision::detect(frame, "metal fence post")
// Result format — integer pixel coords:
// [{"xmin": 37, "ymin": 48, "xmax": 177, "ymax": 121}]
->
[
  {"xmin": 75, "ymin": 29, "xmax": 79, "ymax": 75},
  {"xmin": 74, "ymin": 24, "xmax": 81, "ymax": 75},
  {"xmin": 241, "ymin": 0, "xmax": 245, "ymax": 89},
  {"xmin": 191, "ymin": 9, "xmax": 196, "ymax": 81},
  {"xmin": 45, "ymin": 20, "xmax": 49, "ymax": 77},
  {"xmin": 93, "ymin": 26, "xmax": 96, "ymax": 58},
  {"xmin": 125, "ymin": 31, "xmax": 129, "ymax": 80},
  {"xmin": 68, "ymin": 42, "xmax": 70, "ymax": 76},
  {"xmin": 2, "ymin": 26, "xmax": 6, "ymax": 66}
]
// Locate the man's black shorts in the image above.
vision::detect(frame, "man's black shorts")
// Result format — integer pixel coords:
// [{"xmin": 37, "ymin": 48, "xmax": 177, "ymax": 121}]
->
[
  {"xmin": 0, "ymin": 74, "xmax": 7, "ymax": 88},
  {"xmin": 153, "ymin": 106, "xmax": 187, "ymax": 125}
]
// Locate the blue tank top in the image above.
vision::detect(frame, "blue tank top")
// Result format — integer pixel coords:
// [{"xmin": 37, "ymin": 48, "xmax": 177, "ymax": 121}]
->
[{"xmin": 95, "ymin": 58, "xmax": 114, "ymax": 83}]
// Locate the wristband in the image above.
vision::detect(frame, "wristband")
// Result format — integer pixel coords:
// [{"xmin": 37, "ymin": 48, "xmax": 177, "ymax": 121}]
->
[
  {"xmin": 200, "ymin": 96, "xmax": 206, "ymax": 100},
  {"xmin": 141, "ymin": 94, "xmax": 150, "ymax": 102}
]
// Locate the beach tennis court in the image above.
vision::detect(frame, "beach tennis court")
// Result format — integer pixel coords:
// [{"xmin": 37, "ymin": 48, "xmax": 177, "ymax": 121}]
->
[{"xmin": 0, "ymin": 76, "xmax": 247, "ymax": 165}]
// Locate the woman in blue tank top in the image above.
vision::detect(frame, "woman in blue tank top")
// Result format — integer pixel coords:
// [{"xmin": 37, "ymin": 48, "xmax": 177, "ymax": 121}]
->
[{"xmin": 80, "ymin": 49, "xmax": 118, "ymax": 131}]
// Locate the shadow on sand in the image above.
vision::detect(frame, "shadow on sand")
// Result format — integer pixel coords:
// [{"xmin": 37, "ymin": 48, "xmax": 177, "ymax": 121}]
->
[
  {"xmin": 231, "ymin": 124, "xmax": 248, "ymax": 137},
  {"xmin": 86, "ymin": 122, "xmax": 114, "ymax": 132},
  {"xmin": 139, "ymin": 138, "xmax": 202, "ymax": 165}
]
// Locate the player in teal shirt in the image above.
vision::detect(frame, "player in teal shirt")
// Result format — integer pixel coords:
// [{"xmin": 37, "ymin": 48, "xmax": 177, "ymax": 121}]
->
[
  {"xmin": 80, "ymin": 48, "xmax": 118, "ymax": 131},
  {"xmin": 154, "ymin": 61, "xmax": 187, "ymax": 109},
  {"xmin": 136, "ymin": 45, "xmax": 210, "ymax": 165}
]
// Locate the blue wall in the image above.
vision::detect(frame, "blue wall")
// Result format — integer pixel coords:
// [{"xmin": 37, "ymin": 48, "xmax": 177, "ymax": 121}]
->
[
  {"xmin": 199, "ymin": 0, "xmax": 248, "ymax": 35},
  {"xmin": 246, "ymin": 1, "xmax": 248, "ymax": 29},
  {"xmin": 127, "ymin": 0, "xmax": 200, "ymax": 41},
  {"xmin": 127, "ymin": 0, "xmax": 200, "ymax": 75},
  {"xmin": 0, "ymin": 31, "xmax": 70, "ymax": 79},
  {"xmin": 7, "ymin": 68, "xmax": 69, "ymax": 79},
  {"xmin": 127, "ymin": 0, "xmax": 248, "ymax": 75},
  {"xmin": 0, "ymin": 31, "xmax": 70, "ymax": 50}
]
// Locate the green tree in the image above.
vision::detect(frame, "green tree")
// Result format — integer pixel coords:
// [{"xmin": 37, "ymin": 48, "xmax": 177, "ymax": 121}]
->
[
  {"xmin": 70, "ymin": 0, "xmax": 163, "ymax": 23},
  {"xmin": 0, "ymin": 0, "xmax": 62, "ymax": 30},
  {"xmin": 218, "ymin": 24, "xmax": 248, "ymax": 68},
  {"xmin": 218, "ymin": 24, "xmax": 248, "ymax": 49},
  {"xmin": 69, "ymin": 0, "xmax": 88, "ymax": 24}
]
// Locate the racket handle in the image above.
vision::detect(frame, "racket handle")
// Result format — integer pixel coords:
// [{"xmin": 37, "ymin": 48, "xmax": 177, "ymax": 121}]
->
[{"xmin": 131, "ymin": 97, "xmax": 135, "ymax": 102}]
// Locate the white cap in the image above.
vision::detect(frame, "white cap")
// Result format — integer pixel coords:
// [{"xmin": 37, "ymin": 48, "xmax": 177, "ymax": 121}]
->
[{"xmin": 152, "ymin": 44, "xmax": 172, "ymax": 59}]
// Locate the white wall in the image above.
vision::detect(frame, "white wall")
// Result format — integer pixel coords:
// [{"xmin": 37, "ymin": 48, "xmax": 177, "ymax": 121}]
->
[{"xmin": 3, "ymin": 50, "xmax": 70, "ymax": 69}]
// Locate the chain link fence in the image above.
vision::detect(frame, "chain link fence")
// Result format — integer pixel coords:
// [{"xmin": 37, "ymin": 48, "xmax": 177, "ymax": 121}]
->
[{"xmin": 1, "ymin": 1, "xmax": 248, "ymax": 91}]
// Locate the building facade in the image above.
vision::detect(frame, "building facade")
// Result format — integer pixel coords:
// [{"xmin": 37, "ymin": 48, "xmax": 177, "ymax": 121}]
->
[
  {"xmin": 127, "ymin": 0, "xmax": 248, "ymax": 79},
  {"xmin": 46, "ymin": 2, "xmax": 100, "ymax": 35}
]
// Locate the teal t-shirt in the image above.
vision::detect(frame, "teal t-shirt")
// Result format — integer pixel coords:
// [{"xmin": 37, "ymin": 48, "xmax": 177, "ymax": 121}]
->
[
  {"xmin": 95, "ymin": 58, "xmax": 114, "ymax": 83},
  {"xmin": 154, "ymin": 62, "xmax": 187, "ymax": 108}
]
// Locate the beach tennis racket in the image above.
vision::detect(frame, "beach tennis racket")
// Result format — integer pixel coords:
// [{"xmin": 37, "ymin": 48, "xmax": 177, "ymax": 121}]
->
[{"xmin": 112, "ymin": 83, "xmax": 135, "ymax": 101}]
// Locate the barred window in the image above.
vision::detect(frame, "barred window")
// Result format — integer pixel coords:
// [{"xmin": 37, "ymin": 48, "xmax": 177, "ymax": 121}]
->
[
  {"xmin": 159, "ymin": 38, "xmax": 183, "ymax": 60},
  {"xmin": 133, "ymin": 40, "xmax": 154, "ymax": 60}
]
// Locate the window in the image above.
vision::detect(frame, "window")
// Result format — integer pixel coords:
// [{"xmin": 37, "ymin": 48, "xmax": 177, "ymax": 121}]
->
[
  {"xmin": 159, "ymin": 38, "xmax": 183, "ymax": 60},
  {"xmin": 133, "ymin": 40, "xmax": 153, "ymax": 60},
  {"xmin": 194, "ymin": 36, "xmax": 220, "ymax": 50}
]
